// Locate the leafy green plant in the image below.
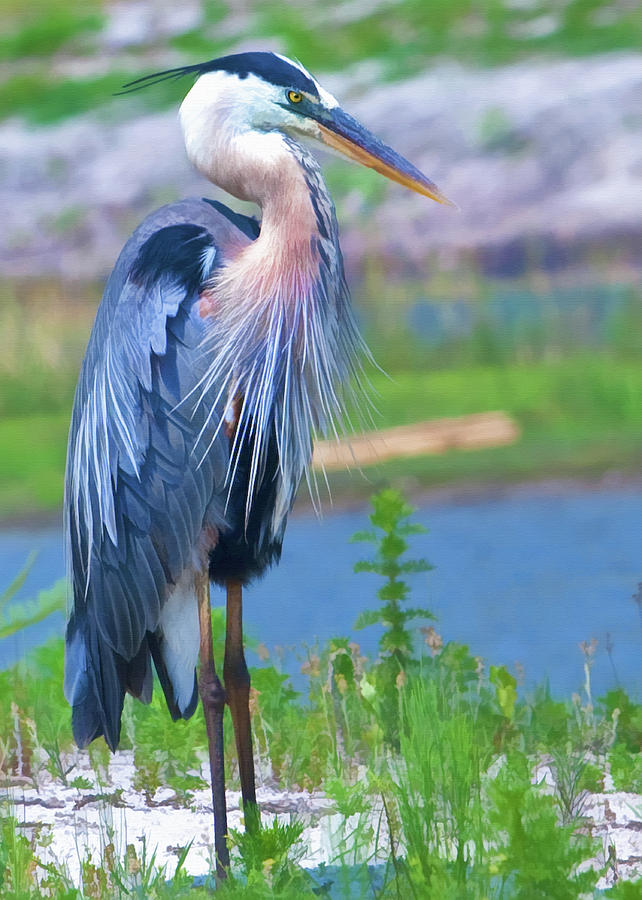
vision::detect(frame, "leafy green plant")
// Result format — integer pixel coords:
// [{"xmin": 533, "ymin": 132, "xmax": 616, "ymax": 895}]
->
[
  {"xmin": 0, "ymin": 805, "xmax": 78, "ymax": 898},
  {"xmin": 523, "ymin": 683, "xmax": 570, "ymax": 751},
  {"xmin": 69, "ymin": 775, "xmax": 93, "ymax": 790},
  {"xmin": 601, "ymin": 688, "xmax": 642, "ymax": 753},
  {"xmin": 352, "ymin": 488, "xmax": 434, "ymax": 744},
  {"xmin": 130, "ymin": 689, "xmax": 208, "ymax": 802},
  {"xmin": 609, "ymin": 744, "xmax": 642, "ymax": 794},
  {"xmin": 249, "ymin": 666, "xmax": 300, "ymax": 783},
  {"xmin": 352, "ymin": 488, "xmax": 434, "ymax": 663},
  {"xmin": 0, "ymin": 811, "xmax": 40, "ymax": 898},
  {"xmin": 75, "ymin": 834, "xmax": 202, "ymax": 900},
  {"xmin": 551, "ymin": 746, "xmax": 594, "ymax": 825},
  {"xmin": 605, "ymin": 876, "xmax": 642, "ymax": 898},
  {"xmin": 0, "ymin": 636, "xmax": 73, "ymax": 786},
  {"xmin": 225, "ymin": 817, "xmax": 314, "ymax": 897},
  {"xmin": 388, "ymin": 675, "xmax": 492, "ymax": 896},
  {"xmin": 488, "ymin": 751, "xmax": 599, "ymax": 899}
]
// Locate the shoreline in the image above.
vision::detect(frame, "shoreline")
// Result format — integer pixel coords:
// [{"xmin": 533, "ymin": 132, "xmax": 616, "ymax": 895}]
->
[{"xmin": 2, "ymin": 468, "xmax": 642, "ymax": 533}]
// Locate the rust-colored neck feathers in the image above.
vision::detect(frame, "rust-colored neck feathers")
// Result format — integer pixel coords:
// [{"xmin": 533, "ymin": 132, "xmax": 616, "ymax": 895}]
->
[{"xmin": 208, "ymin": 135, "xmax": 321, "ymax": 318}]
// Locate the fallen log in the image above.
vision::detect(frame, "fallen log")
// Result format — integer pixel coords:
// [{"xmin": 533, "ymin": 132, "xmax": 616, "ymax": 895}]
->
[{"xmin": 313, "ymin": 411, "xmax": 520, "ymax": 471}]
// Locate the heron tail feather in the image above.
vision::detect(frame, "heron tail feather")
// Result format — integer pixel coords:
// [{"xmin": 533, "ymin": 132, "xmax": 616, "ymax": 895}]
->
[{"xmin": 64, "ymin": 610, "xmax": 154, "ymax": 751}]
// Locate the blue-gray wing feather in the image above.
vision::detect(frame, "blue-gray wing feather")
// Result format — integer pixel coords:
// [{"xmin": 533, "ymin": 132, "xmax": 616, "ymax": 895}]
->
[{"xmin": 64, "ymin": 198, "xmax": 256, "ymax": 749}]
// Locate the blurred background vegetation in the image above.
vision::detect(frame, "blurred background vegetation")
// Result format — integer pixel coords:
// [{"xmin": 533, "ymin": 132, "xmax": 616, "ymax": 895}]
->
[
  {"xmin": 1, "ymin": 0, "xmax": 642, "ymax": 124},
  {"xmin": 1, "ymin": 0, "xmax": 641, "ymax": 520}
]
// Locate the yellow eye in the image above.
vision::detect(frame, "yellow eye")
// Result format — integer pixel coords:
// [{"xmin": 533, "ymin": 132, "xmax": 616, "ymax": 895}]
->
[{"xmin": 288, "ymin": 90, "xmax": 303, "ymax": 104}]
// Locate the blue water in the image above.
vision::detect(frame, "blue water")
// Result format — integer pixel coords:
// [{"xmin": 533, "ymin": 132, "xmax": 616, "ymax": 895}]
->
[{"xmin": 1, "ymin": 483, "xmax": 641, "ymax": 698}]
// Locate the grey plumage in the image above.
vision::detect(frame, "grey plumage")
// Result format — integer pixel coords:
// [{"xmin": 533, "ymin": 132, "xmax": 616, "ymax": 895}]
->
[
  {"xmin": 65, "ymin": 200, "xmax": 250, "ymax": 748},
  {"xmin": 63, "ymin": 194, "xmax": 362, "ymax": 751},
  {"xmin": 63, "ymin": 49, "xmax": 449, "ymax": 760}
]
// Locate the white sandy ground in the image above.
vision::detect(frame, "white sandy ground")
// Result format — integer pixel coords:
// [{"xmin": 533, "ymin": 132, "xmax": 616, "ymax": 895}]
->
[{"xmin": 3, "ymin": 751, "xmax": 642, "ymax": 891}]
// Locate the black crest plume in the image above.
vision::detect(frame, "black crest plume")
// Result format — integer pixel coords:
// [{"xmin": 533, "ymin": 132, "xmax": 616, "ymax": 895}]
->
[{"xmin": 118, "ymin": 51, "xmax": 319, "ymax": 97}]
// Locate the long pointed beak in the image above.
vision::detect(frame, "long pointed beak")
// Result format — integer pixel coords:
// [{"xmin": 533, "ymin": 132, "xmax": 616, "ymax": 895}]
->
[{"xmin": 316, "ymin": 107, "xmax": 456, "ymax": 208}]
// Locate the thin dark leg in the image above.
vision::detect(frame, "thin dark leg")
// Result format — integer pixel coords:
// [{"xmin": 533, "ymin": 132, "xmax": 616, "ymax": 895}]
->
[
  {"xmin": 223, "ymin": 579, "xmax": 259, "ymax": 833},
  {"xmin": 196, "ymin": 570, "xmax": 230, "ymax": 877}
]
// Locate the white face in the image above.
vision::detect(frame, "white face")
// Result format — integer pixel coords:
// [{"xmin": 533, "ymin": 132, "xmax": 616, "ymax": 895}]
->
[
  {"xmin": 180, "ymin": 66, "xmax": 339, "ymax": 147},
  {"xmin": 178, "ymin": 66, "xmax": 337, "ymax": 200}
]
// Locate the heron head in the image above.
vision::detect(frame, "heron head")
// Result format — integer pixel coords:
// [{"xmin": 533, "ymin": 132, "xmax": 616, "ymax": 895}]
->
[{"xmin": 122, "ymin": 51, "xmax": 454, "ymax": 208}]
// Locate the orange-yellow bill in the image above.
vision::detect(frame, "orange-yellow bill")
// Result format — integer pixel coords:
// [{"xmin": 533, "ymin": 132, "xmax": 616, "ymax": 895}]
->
[{"xmin": 316, "ymin": 109, "xmax": 456, "ymax": 208}]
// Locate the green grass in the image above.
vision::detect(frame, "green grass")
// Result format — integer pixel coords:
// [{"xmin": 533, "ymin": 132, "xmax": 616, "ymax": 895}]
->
[
  {"xmin": 0, "ymin": 9, "xmax": 103, "ymax": 62},
  {"xmin": 2, "ymin": 355, "xmax": 641, "ymax": 521},
  {"xmin": 0, "ymin": 414, "xmax": 69, "ymax": 516},
  {"xmin": 255, "ymin": 0, "xmax": 642, "ymax": 76},
  {"xmin": 0, "ymin": 0, "xmax": 103, "ymax": 60},
  {"xmin": 367, "ymin": 359, "xmax": 642, "ymax": 429},
  {"xmin": 1, "ymin": 490, "xmax": 641, "ymax": 896},
  {"xmin": 331, "ymin": 358, "xmax": 642, "ymax": 494}
]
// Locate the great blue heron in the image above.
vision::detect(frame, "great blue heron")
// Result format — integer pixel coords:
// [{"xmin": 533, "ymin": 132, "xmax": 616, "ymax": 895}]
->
[{"xmin": 63, "ymin": 51, "xmax": 451, "ymax": 875}]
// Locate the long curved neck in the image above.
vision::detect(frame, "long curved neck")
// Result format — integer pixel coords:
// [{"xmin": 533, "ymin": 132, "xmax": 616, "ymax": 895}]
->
[
  {"xmin": 256, "ymin": 137, "xmax": 324, "ymax": 241},
  {"xmin": 189, "ymin": 128, "xmax": 363, "ymax": 537},
  {"xmin": 181, "ymin": 97, "xmax": 339, "ymax": 305},
  {"xmin": 237, "ymin": 138, "xmax": 327, "ymax": 304}
]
